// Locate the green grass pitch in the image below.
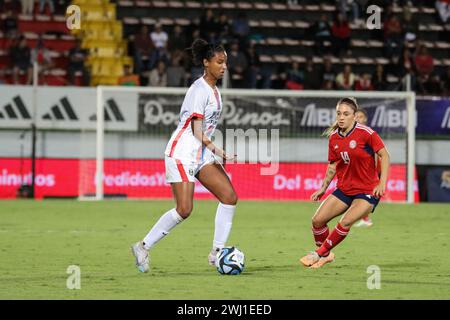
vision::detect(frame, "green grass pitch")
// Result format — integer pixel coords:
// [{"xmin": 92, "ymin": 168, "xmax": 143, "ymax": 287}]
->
[{"xmin": 0, "ymin": 199, "xmax": 449, "ymax": 299}]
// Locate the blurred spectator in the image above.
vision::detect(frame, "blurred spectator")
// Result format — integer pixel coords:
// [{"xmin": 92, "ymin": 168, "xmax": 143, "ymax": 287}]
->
[
  {"xmin": 415, "ymin": 45, "xmax": 434, "ymax": 78},
  {"xmin": 216, "ymin": 12, "xmax": 233, "ymax": 45},
  {"xmin": 355, "ymin": 73, "xmax": 374, "ymax": 90},
  {"xmin": 435, "ymin": 0, "xmax": 450, "ymax": 23},
  {"xmin": 285, "ymin": 61, "xmax": 304, "ymax": 90},
  {"xmin": 31, "ymin": 36, "xmax": 53, "ymax": 84},
  {"xmin": 151, "ymin": 23, "xmax": 168, "ymax": 49},
  {"xmin": 10, "ymin": 36, "xmax": 32, "ymax": 84},
  {"xmin": 148, "ymin": 60, "xmax": 167, "ymax": 87},
  {"xmin": 402, "ymin": 7, "xmax": 419, "ymax": 42},
  {"xmin": 320, "ymin": 57, "xmax": 336, "ymax": 89},
  {"xmin": 167, "ymin": 52, "xmax": 185, "ymax": 87},
  {"xmin": 401, "ymin": 44, "xmax": 416, "ymax": 77},
  {"xmin": 3, "ymin": 9, "xmax": 19, "ymax": 39},
  {"xmin": 372, "ymin": 63, "xmax": 388, "ymax": 90},
  {"xmin": 168, "ymin": 25, "xmax": 187, "ymax": 52},
  {"xmin": 149, "ymin": 23, "xmax": 170, "ymax": 70},
  {"xmin": 383, "ymin": 14, "xmax": 403, "ymax": 58},
  {"xmin": 118, "ymin": 64, "xmax": 140, "ymax": 86},
  {"xmin": 331, "ymin": 13, "xmax": 351, "ymax": 57},
  {"xmin": 442, "ymin": 67, "xmax": 450, "ymax": 95},
  {"xmin": 422, "ymin": 74, "xmax": 443, "ymax": 95},
  {"xmin": 133, "ymin": 25, "xmax": 155, "ymax": 74},
  {"xmin": 20, "ymin": 0, "xmax": 34, "ymax": 15},
  {"xmin": 335, "ymin": 64, "xmax": 356, "ymax": 90},
  {"xmin": 67, "ymin": 39, "xmax": 90, "ymax": 86},
  {"xmin": 227, "ymin": 41, "xmax": 248, "ymax": 88},
  {"xmin": 337, "ymin": 0, "xmax": 362, "ymax": 23},
  {"xmin": 232, "ymin": 12, "xmax": 250, "ymax": 49},
  {"xmin": 39, "ymin": 0, "xmax": 54, "ymax": 14},
  {"xmin": 303, "ymin": 59, "xmax": 321, "ymax": 90},
  {"xmin": 199, "ymin": 9, "xmax": 218, "ymax": 42},
  {"xmin": 245, "ymin": 44, "xmax": 271, "ymax": 89},
  {"xmin": 311, "ymin": 14, "xmax": 332, "ymax": 55}
]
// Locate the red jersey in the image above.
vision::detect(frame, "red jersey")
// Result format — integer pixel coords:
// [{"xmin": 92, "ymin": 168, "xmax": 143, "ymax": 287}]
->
[{"xmin": 328, "ymin": 123, "xmax": 385, "ymax": 195}]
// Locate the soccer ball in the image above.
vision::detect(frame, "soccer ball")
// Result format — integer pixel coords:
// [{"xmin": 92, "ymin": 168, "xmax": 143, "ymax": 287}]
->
[{"xmin": 215, "ymin": 247, "xmax": 245, "ymax": 275}]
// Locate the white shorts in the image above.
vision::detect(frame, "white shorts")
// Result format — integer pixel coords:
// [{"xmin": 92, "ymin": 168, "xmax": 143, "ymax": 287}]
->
[{"xmin": 165, "ymin": 153, "xmax": 217, "ymax": 183}]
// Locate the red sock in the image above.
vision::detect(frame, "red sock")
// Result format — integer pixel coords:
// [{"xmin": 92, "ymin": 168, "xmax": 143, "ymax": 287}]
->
[
  {"xmin": 316, "ymin": 223, "xmax": 350, "ymax": 257},
  {"xmin": 312, "ymin": 225, "xmax": 329, "ymax": 247}
]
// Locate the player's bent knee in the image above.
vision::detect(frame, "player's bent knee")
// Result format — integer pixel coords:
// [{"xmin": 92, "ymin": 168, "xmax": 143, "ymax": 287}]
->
[
  {"xmin": 311, "ymin": 216, "xmax": 327, "ymax": 228},
  {"xmin": 221, "ymin": 193, "xmax": 238, "ymax": 206},
  {"xmin": 340, "ymin": 219, "xmax": 353, "ymax": 229},
  {"xmin": 176, "ymin": 205, "xmax": 193, "ymax": 219}
]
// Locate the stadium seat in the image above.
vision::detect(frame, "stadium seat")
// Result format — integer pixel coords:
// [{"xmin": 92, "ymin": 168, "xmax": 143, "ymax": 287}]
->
[
  {"xmin": 254, "ymin": 2, "xmax": 270, "ymax": 10},
  {"xmin": 236, "ymin": 2, "xmax": 252, "ymax": 9},
  {"xmin": 220, "ymin": 2, "xmax": 236, "ymax": 9},
  {"xmin": 135, "ymin": 1, "xmax": 151, "ymax": 7},
  {"xmin": 185, "ymin": 1, "xmax": 202, "ymax": 8}
]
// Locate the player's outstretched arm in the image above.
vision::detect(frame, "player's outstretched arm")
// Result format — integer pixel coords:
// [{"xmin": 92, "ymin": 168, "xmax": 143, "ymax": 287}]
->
[
  {"xmin": 191, "ymin": 118, "xmax": 236, "ymax": 160},
  {"xmin": 373, "ymin": 147, "xmax": 390, "ymax": 197},
  {"xmin": 311, "ymin": 161, "xmax": 337, "ymax": 201}
]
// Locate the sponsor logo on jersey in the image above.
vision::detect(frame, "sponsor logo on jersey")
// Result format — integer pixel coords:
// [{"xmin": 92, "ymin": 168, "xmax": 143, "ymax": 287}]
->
[{"xmin": 334, "ymin": 144, "xmax": 339, "ymax": 149}]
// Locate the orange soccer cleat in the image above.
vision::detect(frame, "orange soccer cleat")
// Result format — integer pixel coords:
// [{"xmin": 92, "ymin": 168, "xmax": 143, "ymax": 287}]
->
[
  {"xmin": 310, "ymin": 252, "xmax": 335, "ymax": 269},
  {"xmin": 299, "ymin": 251, "xmax": 320, "ymax": 267}
]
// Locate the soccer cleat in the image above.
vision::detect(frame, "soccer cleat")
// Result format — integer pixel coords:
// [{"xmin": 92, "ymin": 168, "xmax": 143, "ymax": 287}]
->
[
  {"xmin": 310, "ymin": 252, "xmax": 335, "ymax": 269},
  {"xmin": 354, "ymin": 217, "xmax": 373, "ymax": 228},
  {"xmin": 131, "ymin": 241, "xmax": 150, "ymax": 273},
  {"xmin": 208, "ymin": 248, "xmax": 221, "ymax": 266},
  {"xmin": 299, "ymin": 251, "xmax": 320, "ymax": 267}
]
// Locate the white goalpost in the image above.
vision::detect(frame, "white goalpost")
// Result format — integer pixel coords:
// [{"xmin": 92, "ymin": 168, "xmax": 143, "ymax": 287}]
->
[{"xmin": 90, "ymin": 86, "xmax": 416, "ymax": 203}]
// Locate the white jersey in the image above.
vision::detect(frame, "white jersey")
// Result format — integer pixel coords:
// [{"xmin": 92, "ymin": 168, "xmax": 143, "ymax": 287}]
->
[{"xmin": 164, "ymin": 76, "xmax": 222, "ymax": 163}]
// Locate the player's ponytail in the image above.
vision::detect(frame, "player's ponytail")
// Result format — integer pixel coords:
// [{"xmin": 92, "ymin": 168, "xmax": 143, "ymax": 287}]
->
[
  {"xmin": 323, "ymin": 97, "xmax": 359, "ymax": 137},
  {"xmin": 188, "ymin": 39, "xmax": 225, "ymax": 66}
]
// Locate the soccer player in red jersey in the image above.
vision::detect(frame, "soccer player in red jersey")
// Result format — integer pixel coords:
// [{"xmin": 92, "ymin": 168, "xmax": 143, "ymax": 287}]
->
[
  {"xmin": 300, "ymin": 97, "xmax": 390, "ymax": 268},
  {"xmin": 131, "ymin": 39, "xmax": 238, "ymax": 273}
]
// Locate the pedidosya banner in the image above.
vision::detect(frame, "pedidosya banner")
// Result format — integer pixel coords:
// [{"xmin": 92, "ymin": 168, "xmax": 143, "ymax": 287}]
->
[{"xmin": 0, "ymin": 158, "xmax": 419, "ymax": 202}]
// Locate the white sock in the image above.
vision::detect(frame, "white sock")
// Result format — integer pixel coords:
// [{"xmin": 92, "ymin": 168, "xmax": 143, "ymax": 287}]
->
[
  {"xmin": 143, "ymin": 208, "xmax": 183, "ymax": 250},
  {"xmin": 213, "ymin": 203, "xmax": 236, "ymax": 250}
]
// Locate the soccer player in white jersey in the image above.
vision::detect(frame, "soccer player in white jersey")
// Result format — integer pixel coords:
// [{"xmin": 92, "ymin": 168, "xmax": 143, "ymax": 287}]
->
[{"xmin": 131, "ymin": 39, "xmax": 237, "ymax": 273}]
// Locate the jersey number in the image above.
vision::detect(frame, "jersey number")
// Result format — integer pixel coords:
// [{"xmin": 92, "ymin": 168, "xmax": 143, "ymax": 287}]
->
[{"xmin": 340, "ymin": 151, "xmax": 350, "ymax": 164}]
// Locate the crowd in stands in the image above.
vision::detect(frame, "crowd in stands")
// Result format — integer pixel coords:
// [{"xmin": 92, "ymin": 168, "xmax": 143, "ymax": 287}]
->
[{"xmin": 1, "ymin": 0, "xmax": 450, "ymax": 96}]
